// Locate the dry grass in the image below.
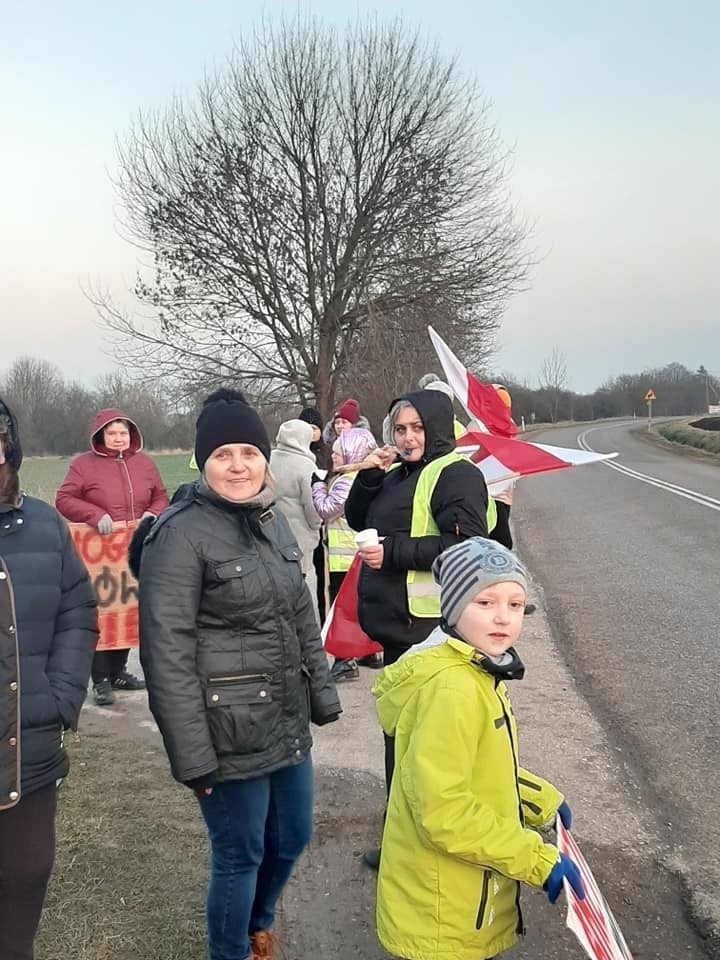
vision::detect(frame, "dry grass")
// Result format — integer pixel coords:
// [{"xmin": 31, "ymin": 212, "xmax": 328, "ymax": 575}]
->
[
  {"xmin": 36, "ymin": 733, "xmax": 208, "ymax": 960},
  {"xmin": 656, "ymin": 419, "xmax": 720, "ymax": 457}
]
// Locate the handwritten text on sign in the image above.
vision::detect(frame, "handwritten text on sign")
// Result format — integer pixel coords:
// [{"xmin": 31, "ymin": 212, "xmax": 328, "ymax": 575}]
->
[
  {"xmin": 557, "ymin": 819, "xmax": 633, "ymax": 960},
  {"xmin": 69, "ymin": 521, "xmax": 139, "ymax": 652}
]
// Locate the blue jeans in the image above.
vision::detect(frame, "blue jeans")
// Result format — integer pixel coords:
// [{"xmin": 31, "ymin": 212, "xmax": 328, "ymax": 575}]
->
[{"xmin": 197, "ymin": 755, "xmax": 313, "ymax": 960}]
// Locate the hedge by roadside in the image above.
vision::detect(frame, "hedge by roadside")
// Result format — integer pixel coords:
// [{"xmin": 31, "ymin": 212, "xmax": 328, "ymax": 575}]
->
[{"xmin": 656, "ymin": 419, "xmax": 720, "ymax": 455}]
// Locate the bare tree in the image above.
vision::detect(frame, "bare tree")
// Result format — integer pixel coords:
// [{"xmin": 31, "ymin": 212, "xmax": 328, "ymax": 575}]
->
[
  {"xmin": 539, "ymin": 348, "xmax": 569, "ymax": 423},
  {"xmin": 94, "ymin": 19, "xmax": 529, "ymax": 417}
]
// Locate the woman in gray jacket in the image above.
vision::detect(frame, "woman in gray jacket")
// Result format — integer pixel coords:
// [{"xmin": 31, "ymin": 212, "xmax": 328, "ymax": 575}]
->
[
  {"xmin": 269, "ymin": 419, "xmax": 323, "ymax": 623},
  {"xmin": 138, "ymin": 390, "xmax": 340, "ymax": 960}
]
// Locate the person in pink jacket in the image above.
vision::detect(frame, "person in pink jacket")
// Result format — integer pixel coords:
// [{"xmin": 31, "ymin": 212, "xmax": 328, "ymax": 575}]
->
[{"xmin": 55, "ymin": 408, "xmax": 169, "ymax": 705}]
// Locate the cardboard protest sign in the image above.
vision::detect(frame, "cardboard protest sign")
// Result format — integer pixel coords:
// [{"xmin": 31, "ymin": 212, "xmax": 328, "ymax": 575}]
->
[
  {"xmin": 557, "ymin": 819, "xmax": 634, "ymax": 960},
  {"xmin": 69, "ymin": 521, "xmax": 139, "ymax": 651}
]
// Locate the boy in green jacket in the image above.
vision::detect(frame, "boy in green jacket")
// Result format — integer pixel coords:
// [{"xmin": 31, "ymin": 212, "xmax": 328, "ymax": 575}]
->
[{"xmin": 373, "ymin": 538, "xmax": 584, "ymax": 960}]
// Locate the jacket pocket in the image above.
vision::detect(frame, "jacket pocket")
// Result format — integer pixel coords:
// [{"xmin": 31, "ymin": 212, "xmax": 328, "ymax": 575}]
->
[
  {"xmin": 214, "ymin": 557, "xmax": 260, "ymax": 581},
  {"xmin": 280, "ymin": 543, "xmax": 303, "ymax": 565},
  {"xmin": 475, "ymin": 870, "xmax": 490, "ymax": 929},
  {"xmin": 205, "ymin": 675, "xmax": 278, "ymax": 757},
  {"xmin": 211, "ymin": 557, "xmax": 261, "ymax": 610}
]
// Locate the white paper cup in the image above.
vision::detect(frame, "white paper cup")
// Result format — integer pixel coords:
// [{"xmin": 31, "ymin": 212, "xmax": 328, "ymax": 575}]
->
[{"xmin": 355, "ymin": 528, "xmax": 379, "ymax": 548}]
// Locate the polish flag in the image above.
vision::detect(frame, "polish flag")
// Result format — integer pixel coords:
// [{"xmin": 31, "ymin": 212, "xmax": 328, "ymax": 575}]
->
[{"xmin": 428, "ymin": 326, "xmax": 517, "ymax": 438}]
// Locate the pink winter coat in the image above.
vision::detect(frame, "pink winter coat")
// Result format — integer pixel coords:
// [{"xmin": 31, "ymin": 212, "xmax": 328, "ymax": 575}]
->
[{"xmin": 55, "ymin": 408, "xmax": 169, "ymax": 525}]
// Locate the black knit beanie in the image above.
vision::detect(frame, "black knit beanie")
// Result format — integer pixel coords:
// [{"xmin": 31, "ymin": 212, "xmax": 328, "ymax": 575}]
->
[
  {"xmin": 298, "ymin": 407, "xmax": 323, "ymax": 430},
  {"xmin": 194, "ymin": 389, "xmax": 271, "ymax": 470},
  {"xmin": 0, "ymin": 397, "xmax": 23, "ymax": 472}
]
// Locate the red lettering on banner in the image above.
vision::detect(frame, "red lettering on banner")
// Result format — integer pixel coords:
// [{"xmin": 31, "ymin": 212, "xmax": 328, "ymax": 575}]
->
[{"xmin": 68, "ymin": 521, "xmax": 140, "ymax": 652}]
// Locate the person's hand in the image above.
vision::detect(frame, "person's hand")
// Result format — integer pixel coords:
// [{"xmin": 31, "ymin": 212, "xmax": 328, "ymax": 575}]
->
[
  {"xmin": 359, "ymin": 543, "xmax": 384, "ymax": 569},
  {"xmin": 359, "ymin": 446, "xmax": 396, "ymax": 472},
  {"xmin": 314, "ymin": 711, "xmax": 341, "ymax": 726},
  {"xmin": 543, "ymin": 853, "xmax": 585, "ymax": 904},
  {"xmin": 184, "ymin": 772, "xmax": 217, "ymax": 798},
  {"xmin": 557, "ymin": 800, "xmax": 573, "ymax": 830},
  {"xmin": 97, "ymin": 514, "xmax": 113, "ymax": 535}
]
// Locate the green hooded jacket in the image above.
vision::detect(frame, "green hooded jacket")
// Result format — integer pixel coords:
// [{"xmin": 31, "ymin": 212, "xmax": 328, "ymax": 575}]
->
[{"xmin": 373, "ymin": 634, "xmax": 562, "ymax": 960}]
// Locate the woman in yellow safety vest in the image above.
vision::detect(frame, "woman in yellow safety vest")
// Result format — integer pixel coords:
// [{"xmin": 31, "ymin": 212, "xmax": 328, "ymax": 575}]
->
[
  {"xmin": 345, "ymin": 389, "xmax": 491, "ymax": 825},
  {"xmin": 311, "ymin": 426, "xmax": 377, "ymax": 682}
]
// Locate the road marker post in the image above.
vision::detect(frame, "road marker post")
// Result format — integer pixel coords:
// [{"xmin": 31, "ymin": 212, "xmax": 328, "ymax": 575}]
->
[{"xmin": 644, "ymin": 389, "xmax": 656, "ymax": 430}]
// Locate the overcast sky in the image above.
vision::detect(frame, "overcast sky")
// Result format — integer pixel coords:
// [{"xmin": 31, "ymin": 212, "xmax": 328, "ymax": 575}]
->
[{"xmin": 2, "ymin": 0, "xmax": 718, "ymax": 393}]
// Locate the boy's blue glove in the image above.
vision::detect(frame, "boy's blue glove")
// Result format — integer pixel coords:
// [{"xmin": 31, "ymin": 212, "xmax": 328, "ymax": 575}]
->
[
  {"xmin": 557, "ymin": 800, "xmax": 572, "ymax": 830},
  {"xmin": 544, "ymin": 853, "xmax": 585, "ymax": 904}
]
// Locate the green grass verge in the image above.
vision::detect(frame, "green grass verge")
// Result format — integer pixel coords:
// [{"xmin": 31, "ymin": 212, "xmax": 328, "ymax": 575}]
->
[
  {"xmin": 19, "ymin": 453, "xmax": 196, "ymax": 505},
  {"xmin": 657, "ymin": 420, "xmax": 720, "ymax": 456},
  {"xmin": 37, "ymin": 733, "xmax": 207, "ymax": 960}
]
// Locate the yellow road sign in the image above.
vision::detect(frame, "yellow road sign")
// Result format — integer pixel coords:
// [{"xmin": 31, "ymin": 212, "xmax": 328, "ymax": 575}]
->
[{"xmin": 645, "ymin": 389, "xmax": 656, "ymax": 401}]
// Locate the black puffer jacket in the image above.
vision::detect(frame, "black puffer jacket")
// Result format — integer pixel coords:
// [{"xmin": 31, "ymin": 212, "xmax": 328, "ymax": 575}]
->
[
  {"xmin": 138, "ymin": 482, "xmax": 341, "ymax": 785},
  {"xmin": 0, "ymin": 497, "xmax": 98, "ymax": 809},
  {"xmin": 345, "ymin": 390, "xmax": 489, "ymax": 655}
]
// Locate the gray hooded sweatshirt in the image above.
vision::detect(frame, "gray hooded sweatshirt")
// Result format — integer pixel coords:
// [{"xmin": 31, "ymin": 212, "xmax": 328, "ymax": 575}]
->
[{"xmin": 270, "ymin": 419, "xmax": 322, "ymax": 577}]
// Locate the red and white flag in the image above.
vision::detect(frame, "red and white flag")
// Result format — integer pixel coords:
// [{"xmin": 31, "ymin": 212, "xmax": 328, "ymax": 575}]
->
[
  {"xmin": 557, "ymin": 819, "xmax": 634, "ymax": 960},
  {"xmin": 429, "ymin": 325, "xmax": 617, "ymax": 489},
  {"xmin": 321, "ymin": 556, "xmax": 383, "ymax": 660},
  {"xmin": 456, "ymin": 432, "xmax": 618, "ymax": 490},
  {"xmin": 428, "ymin": 325, "xmax": 517, "ymax": 438}
]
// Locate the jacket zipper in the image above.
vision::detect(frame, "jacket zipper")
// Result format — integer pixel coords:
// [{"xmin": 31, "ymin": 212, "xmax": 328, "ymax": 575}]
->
[
  {"xmin": 475, "ymin": 870, "xmax": 490, "ymax": 929},
  {"xmin": 495, "ymin": 677, "xmax": 526, "ymax": 936},
  {"xmin": 252, "ymin": 517, "xmax": 289, "ymax": 709},
  {"xmin": 118, "ymin": 454, "xmax": 136, "ymax": 520},
  {"xmin": 207, "ymin": 673, "xmax": 270, "ymax": 684},
  {"xmin": 0, "ymin": 557, "xmax": 22, "ymax": 810}
]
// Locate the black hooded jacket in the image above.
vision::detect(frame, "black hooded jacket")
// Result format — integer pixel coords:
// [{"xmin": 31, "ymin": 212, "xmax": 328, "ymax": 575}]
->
[{"xmin": 345, "ymin": 390, "xmax": 489, "ymax": 654}]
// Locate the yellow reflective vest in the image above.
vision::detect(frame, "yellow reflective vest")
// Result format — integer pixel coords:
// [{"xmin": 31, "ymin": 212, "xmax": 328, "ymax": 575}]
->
[
  {"xmin": 396, "ymin": 454, "xmax": 497, "ymax": 618},
  {"xmin": 373, "ymin": 637, "xmax": 562, "ymax": 960},
  {"xmin": 326, "ymin": 471, "xmax": 359, "ymax": 573}
]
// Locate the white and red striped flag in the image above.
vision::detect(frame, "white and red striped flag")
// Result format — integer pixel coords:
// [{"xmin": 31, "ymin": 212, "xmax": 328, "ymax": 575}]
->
[
  {"xmin": 456, "ymin": 432, "xmax": 618, "ymax": 490},
  {"xmin": 429, "ymin": 325, "xmax": 617, "ymax": 488},
  {"xmin": 428, "ymin": 325, "xmax": 517, "ymax": 438}
]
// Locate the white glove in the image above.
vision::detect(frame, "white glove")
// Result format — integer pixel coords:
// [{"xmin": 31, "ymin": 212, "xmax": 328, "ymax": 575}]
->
[{"xmin": 97, "ymin": 514, "xmax": 113, "ymax": 535}]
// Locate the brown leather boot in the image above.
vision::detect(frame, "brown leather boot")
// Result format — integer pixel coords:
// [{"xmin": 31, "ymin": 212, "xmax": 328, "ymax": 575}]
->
[{"xmin": 250, "ymin": 930, "xmax": 282, "ymax": 959}]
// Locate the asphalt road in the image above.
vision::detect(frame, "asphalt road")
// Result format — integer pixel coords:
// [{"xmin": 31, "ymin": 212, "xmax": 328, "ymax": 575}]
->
[{"xmin": 513, "ymin": 420, "xmax": 720, "ymax": 950}]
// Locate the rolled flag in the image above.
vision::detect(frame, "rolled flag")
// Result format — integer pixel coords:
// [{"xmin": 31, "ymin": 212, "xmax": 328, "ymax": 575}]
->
[
  {"xmin": 321, "ymin": 555, "xmax": 383, "ymax": 660},
  {"xmin": 428, "ymin": 325, "xmax": 517, "ymax": 438}
]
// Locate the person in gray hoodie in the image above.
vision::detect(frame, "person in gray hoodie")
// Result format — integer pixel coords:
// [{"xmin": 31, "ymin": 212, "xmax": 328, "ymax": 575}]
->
[{"xmin": 270, "ymin": 419, "xmax": 323, "ymax": 623}]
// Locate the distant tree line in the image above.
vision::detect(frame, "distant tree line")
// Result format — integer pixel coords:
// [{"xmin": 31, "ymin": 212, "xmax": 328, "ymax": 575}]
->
[
  {"xmin": 0, "ymin": 357, "xmax": 196, "ymax": 457},
  {"xmin": 2, "ymin": 355, "xmax": 717, "ymax": 457},
  {"xmin": 502, "ymin": 362, "xmax": 719, "ymax": 426},
  {"xmin": 506, "ymin": 360, "xmax": 720, "ymax": 423}
]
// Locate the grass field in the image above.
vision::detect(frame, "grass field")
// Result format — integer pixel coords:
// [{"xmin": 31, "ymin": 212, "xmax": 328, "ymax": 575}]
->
[
  {"xmin": 36, "ymin": 734, "xmax": 208, "ymax": 960},
  {"xmin": 20, "ymin": 453, "xmax": 197, "ymax": 505}
]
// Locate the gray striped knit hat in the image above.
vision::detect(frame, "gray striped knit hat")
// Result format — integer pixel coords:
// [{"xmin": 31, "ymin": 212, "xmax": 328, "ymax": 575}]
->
[{"xmin": 432, "ymin": 538, "xmax": 528, "ymax": 628}]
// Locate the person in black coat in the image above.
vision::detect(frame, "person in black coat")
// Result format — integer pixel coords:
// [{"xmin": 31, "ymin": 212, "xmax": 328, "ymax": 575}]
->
[
  {"xmin": 138, "ymin": 390, "xmax": 340, "ymax": 960},
  {"xmin": 345, "ymin": 389, "xmax": 489, "ymax": 821},
  {"xmin": 346, "ymin": 389, "xmax": 489, "ymax": 658},
  {"xmin": 0, "ymin": 398, "xmax": 98, "ymax": 960}
]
